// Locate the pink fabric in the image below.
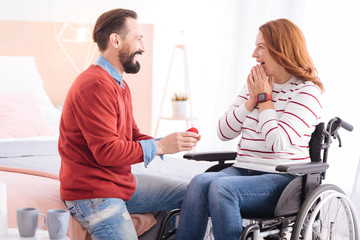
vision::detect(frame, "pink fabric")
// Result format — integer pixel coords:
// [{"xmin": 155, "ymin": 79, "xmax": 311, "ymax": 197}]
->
[
  {"xmin": 0, "ymin": 167, "xmax": 156, "ymax": 238},
  {"xmin": 0, "ymin": 93, "xmax": 53, "ymax": 138}
]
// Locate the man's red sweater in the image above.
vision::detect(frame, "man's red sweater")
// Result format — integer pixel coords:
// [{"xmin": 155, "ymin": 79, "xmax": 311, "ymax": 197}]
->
[{"xmin": 58, "ymin": 65, "xmax": 152, "ymax": 201}]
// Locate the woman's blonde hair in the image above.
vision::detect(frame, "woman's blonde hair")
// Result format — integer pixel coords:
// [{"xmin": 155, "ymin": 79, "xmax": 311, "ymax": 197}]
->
[{"xmin": 259, "ymin": 19, "xmax": 323, "ymax": 90}]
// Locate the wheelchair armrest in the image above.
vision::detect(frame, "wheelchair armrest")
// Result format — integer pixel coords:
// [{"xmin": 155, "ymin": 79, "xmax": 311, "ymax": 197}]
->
[
  {"xmin": 183, "ymin": 151, "xmax": 237, "ymax": 162},
  {"xmin": 276, "ymin": 162, "xmax": 329, "ymax": 175}
]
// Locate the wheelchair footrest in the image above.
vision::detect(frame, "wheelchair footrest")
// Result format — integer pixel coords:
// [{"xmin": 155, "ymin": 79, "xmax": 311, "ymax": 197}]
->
[
  {"xmin": 258, "ymin": 216, "xmax": 296, "ymax": 230},
  {"xmin": 240, "ymin": 216, "xmax": 296, "ymax": 240}
]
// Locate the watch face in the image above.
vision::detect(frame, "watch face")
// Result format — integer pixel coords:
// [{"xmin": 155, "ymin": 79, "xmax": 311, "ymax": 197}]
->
[{"xmin": 258, "ymin": 93, "xmax": 266, "ymax": 102}]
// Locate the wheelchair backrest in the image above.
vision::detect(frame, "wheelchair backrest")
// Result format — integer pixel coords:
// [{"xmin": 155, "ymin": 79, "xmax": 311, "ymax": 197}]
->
[{"xmin": 309, "ymin": 122, "xmax": 325, "ymax": 163}]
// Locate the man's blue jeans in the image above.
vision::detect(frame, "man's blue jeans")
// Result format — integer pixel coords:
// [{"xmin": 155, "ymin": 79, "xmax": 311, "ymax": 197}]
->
[
  {"xmin": 65, "ymin": 174, "xmax": 188, "ymax": 240},
  {"xmin": 174, "ymin": 166, "xmax": 296, "ymax": 240}
]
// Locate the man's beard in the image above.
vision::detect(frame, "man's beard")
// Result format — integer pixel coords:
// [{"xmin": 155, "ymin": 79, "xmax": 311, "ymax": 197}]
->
[{"xmin": 119, "ymin": 49, "xmax": 142, "ymax": 74}]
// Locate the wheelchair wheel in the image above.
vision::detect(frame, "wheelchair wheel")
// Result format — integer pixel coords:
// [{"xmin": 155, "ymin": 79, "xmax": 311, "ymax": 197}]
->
[{"xmin": 291, "ymin": 184, "xmax": 359, "ymax": 240}]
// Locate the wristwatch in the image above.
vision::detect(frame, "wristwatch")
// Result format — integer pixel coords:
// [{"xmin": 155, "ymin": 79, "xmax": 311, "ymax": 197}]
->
[{"xmin": 257, "ymin": 93, "xmax": 272, "ymax": 103}]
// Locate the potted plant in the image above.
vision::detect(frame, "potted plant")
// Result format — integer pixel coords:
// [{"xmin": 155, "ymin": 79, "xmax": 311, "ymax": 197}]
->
[{"xmin": 172, "ymin": 92, "xmax": 188, "ymax": 118}]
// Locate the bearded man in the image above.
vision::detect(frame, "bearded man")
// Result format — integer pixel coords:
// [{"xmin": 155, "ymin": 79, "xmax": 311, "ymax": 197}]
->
[{"xmin": 58, "ymin": 8, "xmax": 200, "ymax": 240}]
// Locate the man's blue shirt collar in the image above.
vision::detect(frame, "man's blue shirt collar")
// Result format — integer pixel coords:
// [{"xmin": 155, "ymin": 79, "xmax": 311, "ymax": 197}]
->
[{"xmin": 94, "ymin": 55, "xmax": 123, "ymax": 87}]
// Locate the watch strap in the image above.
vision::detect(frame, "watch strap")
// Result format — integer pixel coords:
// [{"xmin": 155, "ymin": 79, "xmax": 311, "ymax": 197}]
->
[{"xmin": 257, "ymin": 93, "xmax": 272, "ymax": 103}]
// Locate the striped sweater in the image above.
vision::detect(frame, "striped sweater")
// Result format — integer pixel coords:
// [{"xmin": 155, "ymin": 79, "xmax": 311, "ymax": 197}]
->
[{"xmin": 217, "ymin": 76, "xmax": 323, "ymax": 173}]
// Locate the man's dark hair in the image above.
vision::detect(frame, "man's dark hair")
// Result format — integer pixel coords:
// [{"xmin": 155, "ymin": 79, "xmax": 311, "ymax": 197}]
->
[{"xmin": 93, "ymin": 8, "xmax": 138, "ymax": 52}]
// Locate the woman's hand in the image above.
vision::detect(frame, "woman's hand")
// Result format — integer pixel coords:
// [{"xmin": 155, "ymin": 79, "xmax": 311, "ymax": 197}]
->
[
  {"xmin": 250, "ymin": 64, "xmax": 273, "ymax": 96},
  {"xmin": 245, "ymin": 73, "xmax": 257, "ymax": 111},
  {"xmin": 246, "ymin": 64, "xmax": 273, "ymax": 112}
]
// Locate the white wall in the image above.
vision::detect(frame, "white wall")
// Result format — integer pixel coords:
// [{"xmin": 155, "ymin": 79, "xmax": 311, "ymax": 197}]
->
[{"xmin": 1, "ymin": 0, "xmax": 359, "ymax": 195}]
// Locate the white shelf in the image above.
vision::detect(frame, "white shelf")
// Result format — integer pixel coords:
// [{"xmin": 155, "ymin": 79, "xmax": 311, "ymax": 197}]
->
[{"xmin": 154, "ymin": 40, "xmax": 195, "ymax": 137}]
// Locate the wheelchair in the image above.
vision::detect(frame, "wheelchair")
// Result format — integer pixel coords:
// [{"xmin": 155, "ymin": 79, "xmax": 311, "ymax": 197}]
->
[{"xmin": 157, "ymin": 117, "xmax": 360, "ymax": 240}]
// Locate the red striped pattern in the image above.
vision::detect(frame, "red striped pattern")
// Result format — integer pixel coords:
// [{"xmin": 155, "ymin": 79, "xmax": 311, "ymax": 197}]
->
[
  {"xmin": 233, "ymin": 110, "xmax": 243, "ymax": 124},
  {"xmin": 278, "ymin": 123, "xmax": 293, "ymax": 145},
  {"xmin": 239, "ymin": 148, "xmax": 296, "ymax": 155},
  {"xmin": 238, "ymin": 95, "xmax": 248, "ymax": 101},
  {"xmin": 261, "ymin": 119, "xmax": 277, "ymax": 131},
  {"xmin": 246, "ymin": 116, "xmax": 259, "ymax": 122},
  {"xmin": 241, "ymin": 127, "xmax": 258, "ymax": 133},
  {"xmin": 289, "ymin": 101, "xmax": 319, "ymax": 119},
  {"xmin": 237, "ymin": 153, "xmax": 309, "ymax": 161},
  {"xmin": 242, "ymin": 137, "xmax": 265, "ymax": 142},
  {"xmin": 264, "ymin": 127, "xmax": 276, "ymax": 141},
  {"xmin": 218, "ymin": 120, "xmax": 232, "ymax": 140},
  {"xmin": 299, "ymin": 91, "xmax": 322, "ymax": 108},
  {"xmin": 279, "ymin": 120, "xmax": 301, "ymax": 138},
  {"xmin": 225, "ymin": 113, "xmax": 240, "ymax": 133},
  {"xmin": 283, "ymin": 111, "xmax": 310, "ymax": 128}
]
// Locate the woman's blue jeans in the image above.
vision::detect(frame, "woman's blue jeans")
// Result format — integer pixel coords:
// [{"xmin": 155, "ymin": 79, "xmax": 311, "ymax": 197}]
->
[
  {"xmin": 65, "ymin": 174, "xmax": 188, "ymax": 240},
  {"xmin": 174, "ymin": 166, "xmax": 296, "ymax": 240}
]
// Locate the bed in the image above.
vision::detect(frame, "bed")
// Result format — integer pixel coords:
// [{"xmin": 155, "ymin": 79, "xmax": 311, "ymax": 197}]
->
[{"xmin": 0, "ymin": 56, "xmax": 214, "ymax": 239}]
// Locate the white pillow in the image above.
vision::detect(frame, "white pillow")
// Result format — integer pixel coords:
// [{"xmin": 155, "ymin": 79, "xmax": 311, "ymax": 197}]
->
[
  {"xmin": 0, "ymin": 93, "xmax": 53, "ymax": 138},
  {"xmin": 0, "ymin": 56, "xmax": 61, "ymax": 135},
  {"xmin": 0, "ymin": 56, "xmax": 54, "ymax": 108}
]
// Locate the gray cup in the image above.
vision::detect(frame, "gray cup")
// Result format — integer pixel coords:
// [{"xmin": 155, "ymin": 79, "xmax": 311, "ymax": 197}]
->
[
  {"xmin": 16, "ymin": 207, "xmax": 46, "ymax": 237},
  {"xmin": 47, "ymin": 209, "xmax": 70, "ymax": 239}
]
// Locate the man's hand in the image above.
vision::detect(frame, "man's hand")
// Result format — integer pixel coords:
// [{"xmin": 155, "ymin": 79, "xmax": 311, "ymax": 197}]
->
[
  {"xmin": 186, "ymin": 127, "xmax": 199, "ymax": 134},
  {"xmin": 155, "ymin": 131, "xmax": 201, "ymax": 155}
]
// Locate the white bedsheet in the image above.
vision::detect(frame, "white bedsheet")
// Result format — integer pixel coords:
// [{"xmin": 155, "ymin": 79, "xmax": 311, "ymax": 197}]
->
[
  {"xmin": 132, "ymin": 154, "xmax": 216, "ymax": 182},
  {"xmin": 0, "ymin": 137, "xmax": 215, "ymax": 182}
]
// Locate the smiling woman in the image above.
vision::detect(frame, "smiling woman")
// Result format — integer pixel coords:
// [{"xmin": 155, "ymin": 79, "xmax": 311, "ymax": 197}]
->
[{"xmin": 174, "ymin": 18, "xmax": 324, "ymax": 240}]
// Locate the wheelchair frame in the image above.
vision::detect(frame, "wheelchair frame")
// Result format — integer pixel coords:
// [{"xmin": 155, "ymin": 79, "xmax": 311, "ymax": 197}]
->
[{"xmin": 157, "ymin": 117, "xmax": 359, "ymax": 240}]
